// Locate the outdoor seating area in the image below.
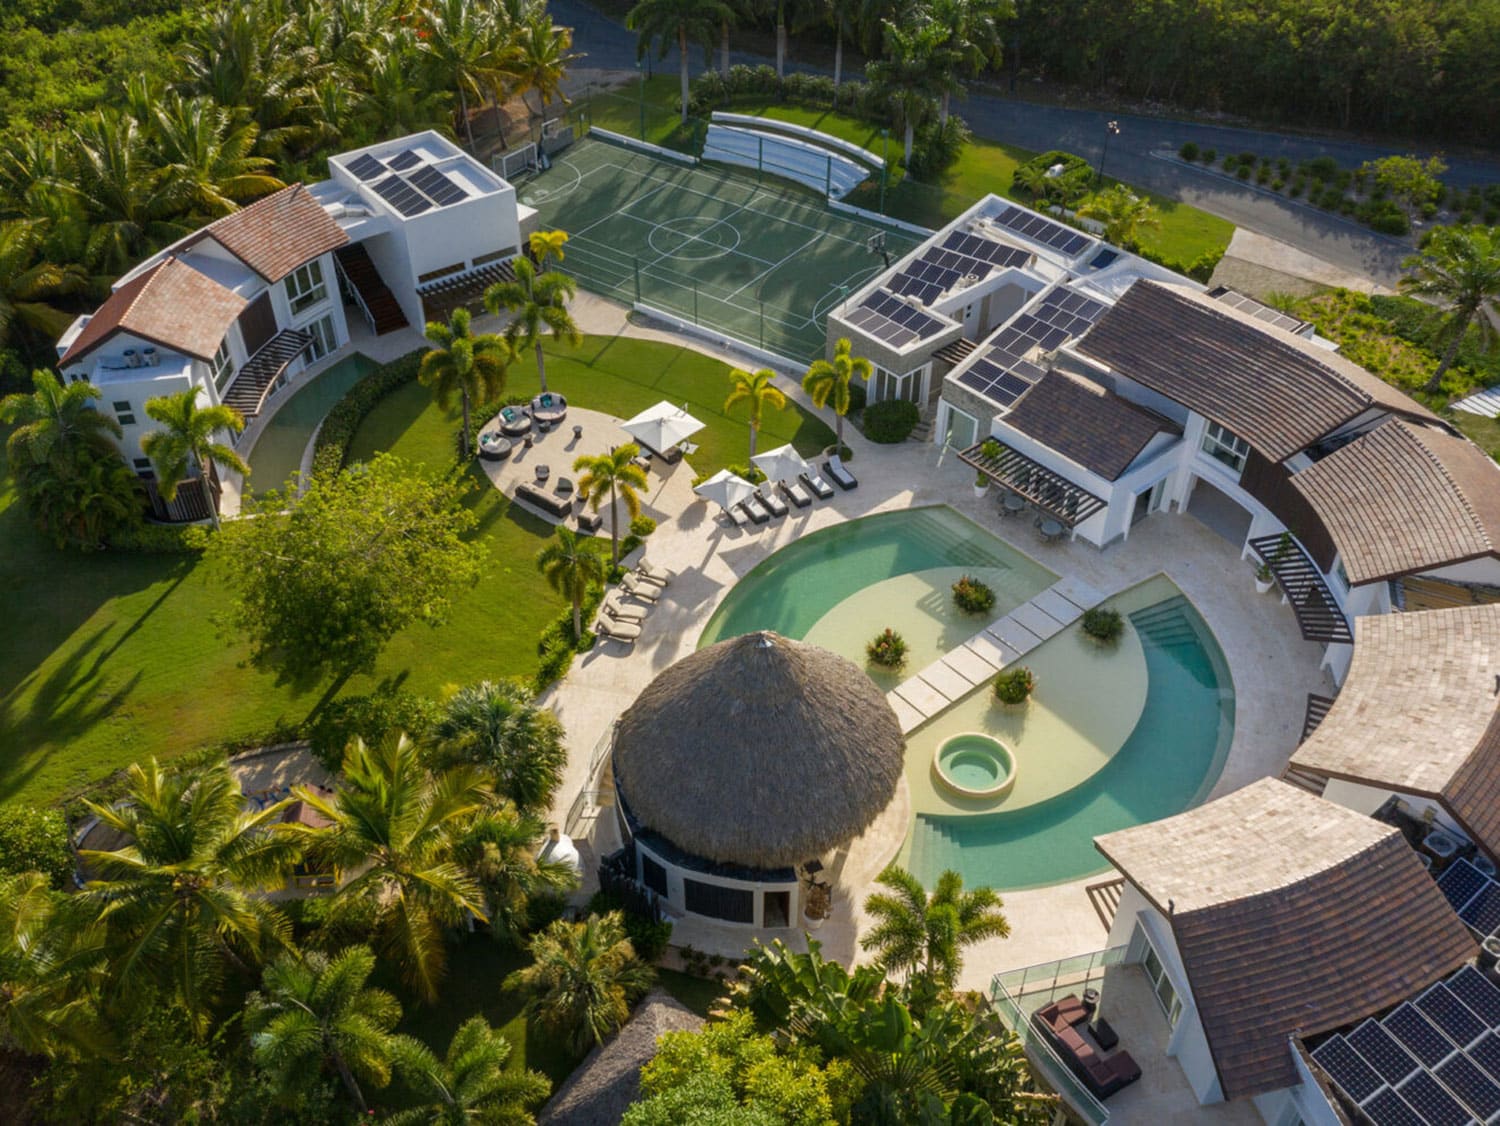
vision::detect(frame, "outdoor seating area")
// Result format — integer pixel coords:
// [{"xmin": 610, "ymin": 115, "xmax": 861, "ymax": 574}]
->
[
  {"xmin": 1032, "ymin": 993, "xmax": 1142, "ymax": 1099},
  {"xmin": 497, "ymin": 405, "xmax": 532, "ymax": 436},
  {"xmin": 514, "ymin": 480, "xmax": 571, "ymax": 518},
  {"xmin": 595, "ymin": 560, "xmax": 674, "ymax": 646},
  {"xmin": 531, "ymin": 392, "xmax": 567, "ymax": 426},
  {"xmin": 478, "ymin": 431, "xmax": 513, "ymax": 460}
]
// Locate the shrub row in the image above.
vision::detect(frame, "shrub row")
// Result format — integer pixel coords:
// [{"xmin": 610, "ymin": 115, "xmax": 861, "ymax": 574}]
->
[
  {"xmin": 107, "ymin": 521, "xmax": 211, "ymax": 554},
  {"xmin": 310, "ymin": 349, "xmax": 425, "ymax": 480},
  {"xmin": 534, "ymin": 583, "xmax": 604, "ymax": 693},
  {"xmin": 862, "ymin": 398, "xmax": 920, "ymax": 443}
]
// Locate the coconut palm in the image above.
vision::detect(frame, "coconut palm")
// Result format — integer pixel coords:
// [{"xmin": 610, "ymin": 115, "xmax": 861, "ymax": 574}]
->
[
  {"xmin": 416, "ymin": 0, "xmax": 511, "ymax": 150},
  {"xmin": 530, "ymin": 226, "xmax": 569, "ymax": 269},
  {"xmin": 19, "ymin": 448, "xmax": 143, "ymax": 550},
  {"xmin": 389, "ymin": 1016, "xmax": 549, "ymax": 1125},
  {"xmin": 1400, "ymin": 225, "xmax": 1500, "ymax": 394},
  {"xmin": 0, "ymin": 872, "xmax": 107, "ymax": 1059},
  {"xmin": 506, "ymin": 912, "xmax": 654, "ymax": 1055},
  {"xmin": 860, "ymin": 864, "xmax": 1010, "ymax": 992},
  {"xmin": 1077, "ymin": 185, "xmax": 1160, "ymax": 251},
  {"xmin": 450, "ymin": 803, "xmax": 580, "ymax": 946},
  {"xmin": 825, "ymin": 0, "xmax": 863, "ymax": 93},
  {"xmin": 867, "ymin": 22, "xmax": 946, "ymax": 163},
  {"xmin": 626, "ymin": 0, "xmax": 730, "ymax": 124},
  {"xmin": 245, "ymin": 945, "xmax": 405, "ymax": 1114},
  {"xmin": 66, "ymin": 110, "xmax": 186, "ymax": 270},
  {"xmin": 483, "ymin": 251, "xmax": 580, "ymax": 394},
  {"xmin": 76, "ymin": 758, "xmax": 298, "ymax": 1035},
  {"xmin": 508, "ymin": 13, "xmax": 581, "ymax": 130},
  {"xmin": 140, "ymin": 389, "xmax": 250, "ymax": 529},
  {"xmin": 1, "ymin": 369, "xmax": 122, "ymax": 472},
  {"xmin": 0, "ymin": 219, "xmax": 89, "ymax": 349},
  {"xmin": 359, "ymin": 31, "xmax": 456, "ymax": 141},
  {"xmin": 434, "ymin": 678, "xmax": 569, "ymax": 813},
  {"xmin": 176, "ymin": 4, "xmax": 307, "ymax": 143},
  {"xmin": 1012, "ymin": 159, "xmax": 1053, "ymax": 203},
  {"xmin": 418, "ymin": 307, "xmax": 515, "ymax": 460},
  {"xmin": 724, "ymin": 366, "xmax": 788, "ymax": 460},
  {"xmin": 931, "ymin": 0, "xmax": 1011, "ymax": 126},
  {"xmin": 535, "ymin": 527, "xmax": 609, "ymax": 645},
  {"xmin": 803, "ymin": 337, "xmax": 871, "ymax": 453},
  {"xmin": 150, "ymin": 94, "xmax": 285, "ymax": 217},
  {"xmin": 574, "ymin": 444, "xmax": 650, "ymax": 566},
  {"xmin": 286, "ymin": 736, "xmax": 492, "ymax": 1003}
]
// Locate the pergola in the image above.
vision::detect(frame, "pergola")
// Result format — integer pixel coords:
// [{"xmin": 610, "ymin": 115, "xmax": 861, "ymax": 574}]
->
[{"xmin": 959, "ymin": 440, "xmax": 1105, "ymax": 526}]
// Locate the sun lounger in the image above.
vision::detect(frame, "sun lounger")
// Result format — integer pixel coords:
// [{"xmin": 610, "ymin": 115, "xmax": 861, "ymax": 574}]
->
[
  {"xmin": 757, "ymin": 485, "xmax": 789, "ymax": 518},
  {"xmin": 779, "ymin": 479, "xmax": 812, "ymax": 508},
  {"xmin": 801, "ymin": 470, "xmax": 835, "ymax": 499},
  {"xmin": 620, "ymin": 574, "xmax": 662, "ymax": 602},
  {"xmin": 824, "ymin": 456, "xmax": 858, "ymax": 491},
  {"xmin": 635, "ymin": 559, "xmax": 674, "ymax": 586},
  {"xmin": 595, "ymin": 616, "xmax": 641, "ymax": 644},
  {"xmin": 602, "ymin": 595, "xmax": 647, "ymax": 622},
  {"xmin": 497, "ymin": 406, "xmax": 532, "ymax": 436},
  {"xmin": 735, "ymin": 499, "xmax": 769, "ymax": 525}
]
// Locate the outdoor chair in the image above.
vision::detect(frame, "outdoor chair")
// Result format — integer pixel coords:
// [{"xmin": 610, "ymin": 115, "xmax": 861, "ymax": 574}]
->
[
  {"xmin": 498, "ymin": 406, "xmax": 532, "ymax": 436},
  {"xmin": 800, "ymin": 470, "xmax": 835, "ymax": 499},
  {"xmin": 757, "ymin": 484, "xmax": 789, "ymax": 518},
  {"xmin": 736, "ymin": 499, "xmax": 770, "ymax": 525},
  {"xmin": 779, "ymin": 478, "xmax": 813, "ymax": 508},
  {"xmin": 530, "ymin": 392, "xmax": 568, "ymax": 425},
  {"xmin": 620, "ymin": 574, "xmax": 662, "ymax": 602},
  {"xmin": 602, "ymin": 595, "xmax": 647, "ymax": 622},
  {"xmin": 824, "ymin": 456, "xmax": 858, "ymax": 490},
  {"xmin": 595, "ymin": 616, "xmax": 641, "ymax": 644},
  {"xmin": 577, "ymin": 510, "xmax": 603, "ymax": 534},
  {"xmin": 635, "ymin": 559, "xmax": 674, "ymax": 586}
]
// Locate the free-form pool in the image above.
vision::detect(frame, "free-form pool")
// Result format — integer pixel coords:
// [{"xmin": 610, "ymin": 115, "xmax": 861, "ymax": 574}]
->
[{"xmin": 242, "ymin": 353, "xmax": 378, "ymax": 497}]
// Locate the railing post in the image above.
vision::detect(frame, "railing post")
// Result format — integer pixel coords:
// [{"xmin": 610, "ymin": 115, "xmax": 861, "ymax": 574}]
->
[{"xmin": 633, "ymin": 258, "xmax": 642, "ymax": 305}]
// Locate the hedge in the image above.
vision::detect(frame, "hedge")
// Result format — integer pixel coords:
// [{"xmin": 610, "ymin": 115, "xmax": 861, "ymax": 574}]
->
[
  {"xmin": 310, "ymin": 349, "xmax": 425, "ymax": 479},
  {"xmin": 108, "ymin": 521, "xmax": 211, "ymax": 554},
  {"xmin": 862, "ymin": 399, "xmax": 920, "ymax": 443}
]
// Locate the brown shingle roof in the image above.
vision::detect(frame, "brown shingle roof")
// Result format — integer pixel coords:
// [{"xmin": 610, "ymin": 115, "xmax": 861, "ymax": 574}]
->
[
  {"xmin": 1003, "ymin": 370, "xmax": 1178, "ymax": 481},
  {"xmin": 1291, "ymin": 605, "xmax": 1500, "ymax": 861},
  {"xmin": 1076, "ymin": 280, "xmax": 1438, "ymax": 461},
  {"xmin": 1096, "ymin": 779, "xmax": 1476, "ymax": 1100},
  {"xmin": 1291, "ymin": 419, "xmax": 1500, "ymax": 584},
  {"xmin": 194, "ymin": 184, "xmax": 348, "ymax": 283},
  {"xmin": 59, "ymin": 258, "xmax": 247, "ymax": 367}
]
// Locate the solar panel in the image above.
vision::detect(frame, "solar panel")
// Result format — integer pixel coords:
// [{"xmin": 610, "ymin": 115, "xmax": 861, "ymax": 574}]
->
[
  {"xmin": 346, "ymin": 153, "xmax": 387, "ymax": 182},
  {"xmin": 1396, "ymin": 1070, "xmax": 1476, "ymax": 1126},
  {"xmin": 1452, "ymin": 969, "xmax": 1500, "ymax": 1029},
  {"xmin": 371, "ymin": 174, "xmax": 432, "ymax": 217},
  {"xmin": 1388, "ymin": 1004, "xmax": 1461, "ymax": 1067},
  {"xmin": 1088, "ymin": 248, "xmax": 1119, "ymax": 270},
  {"xmin": 888, "ymin": 273, "xmax": 942, "ymax": 304},
  {"xmin": 1312, "ymin": 1036, "xmax": 1384, "ymax": 1103},
  {"xmin": 1470, "ymin": 1033, "xmax": 1500, "ymax": 1085},
  {"xmin": 1420, "ymin": 985, "xmax": 1489, "ymax": 1049},
  {"xmin": 1352, "ymin": 1019, "xmax": 1423, "ymax": 1085},
  {"xmin": 408, "ymin": 165, "xmax": 468, "ymax": 206},
  {"xmin": 851, "ymin": 290, "xmax": 946, "ymax": 348},
  {"xmin": 1365, "ymin": 1088, "xmax": 1426, "ymax": 1126},
  {"xmin": 992, "ymin": 205, "xmax": 1093, "ymax": 256},
  {"xmin": 941, "ymin": 230, "xmax": 1029, "ymax": 269},
  {"xmin": 386, "ymin": 148, "xmax": 422, "ymax": 171},
  {"xmin": 1462, "ymin": 884, "xmax": 1500, "ymax": 934},
  {"xmin": 1437, "ymin": 1054, "xmax": 1500, "ymax": 1121},
  {"xmin": 1441, "ymin": 861, "xmax": 1490, "ymax": 915}
]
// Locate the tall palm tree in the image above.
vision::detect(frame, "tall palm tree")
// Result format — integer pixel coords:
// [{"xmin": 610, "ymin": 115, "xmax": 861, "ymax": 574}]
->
[
  {"xmin": 415, "ymin": 0, "xmax": 509, "ymax": 150},
  {"xmin": 1, "ymin": 369, "xmax": 121, "ymax": 472},
  {"xmin": 0, "ymin": 872, "xmax": 107, "ymax": 1059},
  {"xmin": 150, "ymin": 94, "xmax": 285, "ymax": 217},
  {"xmin": 508, "ymin": 14, "xmax": 581, "ymax": 131},
  {"xmin": 245, "ymin": 945, "xmax": 405, "ymax": 1114},
  {"xmin": 530, "ymin": 226, "xmax": 569, "ymax": 269},
  {"xmin": 359, "ymin": 30, "xmax": 456, "ymax": 141},
  {"xmin": 176, "ymin": 4, "xmax": 307, "ymax": 144},
  {"xmin": 723, "ymin": 366, "xmax": 787, "ymax": 460},
  {"xmin": 803, "ymin": 337, "xmax": 871, "ymax": 453},
  {"xmin": 1400, "ymin": 225, "xmax": 1500, "ymax": 394},
  {"xmin": 389, "ymin": 1016, "xmax": 549, "ymax": 1124},
  {"xmin": 1012, "ymin": 159, "xmax": 1052, "ymax": 203},
  {"xmin": 1077, "ymin": 185, "xmax": 1159, "ymax": 252},
  {"xmin": 76, "ymin": 758, "xmax": 298, "ymax": 1035},
  {"xmin": 626, "ymin": 0, "xmax": 730, "ymax": 124},
  {"xmin": 931, "ymin": 0, "xmax": 1012, "ymax": 126},
  {"xmin": 859, "ymin": 864, "xmax": 1010, "ymax": 992},
  {"xmin": 573, "ymin": 444, "xmax": 649, "ymax": 566},
  {"xmin": 450, "ymin": 803, "xmax": 580, "ymax": 946},
  {"xmin": 67, "ymin": 110, "xmax": 186, "ymax": 270},
  {"xmin": 286, "ymin": 736, "xmax": 492, "ymax": 1003},
  {"xmin": 825, "ymin": 0, "xmax": 863, "ymax": 94},
  {"xmin": 536, "ymin": 526, "xmax": 609, "ymax": 642},
  {"xmin": 483, "ymin": 252, "xmax": 580, "ymax": 394},
  {"xmin": 506, "ymin": 912, "xmax": 655, "ymax": 1055},
  {"xmin": 0, "ymin": 219, "xmax": 89, "ymax": 349},
  {"xmin": 20, "ymin": 449, "xmax": 143, "ymax": 550},
  {"xmin": 434, "ymin": 678, "xmax": 569, "ymax": 814},
  {"xmin": 867, "ymin": 22, "xmax": 946, "ymax": 163},
  {"xmin": 418, "ymin": 307, "xmax": 515, "ymax": 460},
  {"xmin": 141, "ymin": 388, "xmax": 250, "ymax": 529}
]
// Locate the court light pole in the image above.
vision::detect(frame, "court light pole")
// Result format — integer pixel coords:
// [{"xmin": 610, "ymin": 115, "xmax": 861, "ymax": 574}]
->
[
  {"xmin": 880, "ymin": 128, "xmax": 890, "ymax": 213},
  {"xmin": 636, "ymin": 61, "xmax": 646, "ymax": 140},
  {"xmin": 1097, "ymin": 120, "xmax": 1120, "ymax": 188}
]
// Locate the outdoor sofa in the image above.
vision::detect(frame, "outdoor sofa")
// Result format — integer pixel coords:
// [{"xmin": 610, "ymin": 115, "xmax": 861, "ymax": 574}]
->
[
  {"xmin": 531, "ymin": 392, "xmax": 568, "ymax": 425},
  {"xmin": 514, "ymin": 481, "xmax": 572, "ymax": 519},
  {"xmin": 1031, "ymin": 995, "xmax": 1141, "ymax": 1099},
  {"xmin": 497, "ymin": 406, "xmax": 532, "ymax": 436}
]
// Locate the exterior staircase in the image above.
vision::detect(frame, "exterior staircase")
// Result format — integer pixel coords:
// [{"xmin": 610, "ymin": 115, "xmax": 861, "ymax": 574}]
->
[
  {"xmin": 335, "ymin": 244, "xmax": 408, "ymax": 335},
  {"xmin": 223, "ymin": 328, "xmax": 314, "ymax": 417},
  {"xmin": 1248, "ymin": 533, "xmax": 1353, "ymax": 644}
]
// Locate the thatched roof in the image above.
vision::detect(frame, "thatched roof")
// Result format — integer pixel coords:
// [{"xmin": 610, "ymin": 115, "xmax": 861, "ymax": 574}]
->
[
  {"xmin": 538, "ymin": 990, "xmax": 703, "ymax": 1125},
  {"xmin": 612, "ymin": 631, "xmax": 905, "ymax": 869}
]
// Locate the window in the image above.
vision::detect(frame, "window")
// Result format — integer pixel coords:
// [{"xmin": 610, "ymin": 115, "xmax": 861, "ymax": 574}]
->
[
  {"xmin": 683, "ymin": 879, "xmax": 754, "ymax": 923},
  {"xmin": 113, "ymin": 399, "xmax": 135, "ymax": 426},
  {"xmin": 873, "ymin": 364, "xmax": 926, "ymax": 404},
  {"xmin": 641, "ymin": 855, "xmax": 667, "ymax": 897},
  {"xmin": 305, "ymin": 314, "xmax": 338, "ymax": 362},
  {"xmin": 284, "ymin": 259, "xmax": 328, "ymax": 315},
  {"xmin": 211, "ymin": 339, "xmax": 235, "ymax": 391},
  {"xmin": 1140, "ymin": 933, "xmax": 1184, "ymax": 1028},
  {"xmin": 1200, "ymin": 420, "xmax": 1250, "ymax": 474},
  {"xmin": 471, "ymin": 249, "xmax": 510, "ymax": 267},
  {"xmin": 132, "ymin": 458, "xmax": 154, "ymax": 478},
  {"xmin": 417, "ymin": 262, "xmax": 465, "ymax": 284}
]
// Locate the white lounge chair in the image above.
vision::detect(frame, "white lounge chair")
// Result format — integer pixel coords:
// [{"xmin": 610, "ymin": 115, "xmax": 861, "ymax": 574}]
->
[
  {"xmin": 779, "ymin": 478, "xmax": 813, "ymax": 508},
  {"xmin": 620, "ymin": 574, "xmax": 662, "ymax": 602},
  {"xmin": 801, "ymin": 470, "xmax": 835, "ymax": 499},
  {"xmin": 824, "ymin": 456, "xmax": 858, "ymax": 491},
  {"xmin": 635, "ymin": 559, "xmax": 674, "ymax": 586},
  {"xmin": 595, "ymin": 616, "xmax": 641, "ymax": 643},
  {"xmin": 755, "ymin": 486, "xmax": 789, "ymax": 518},
  {"xmin": 739, "ymin": 497, "xmax": 772, "ymax": 524},
  {"xmin": 602, "ymin": 595, "xmax": 647, "ymax": 621}
]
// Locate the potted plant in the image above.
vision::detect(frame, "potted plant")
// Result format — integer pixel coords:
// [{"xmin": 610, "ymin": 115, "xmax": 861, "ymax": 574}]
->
[
  {"xmin": 1254, "ymin": 561, "xmax": 1274, "ymax": 595},
  {"xmin": 952, "ymin": 575, "xmax": 997, "ymax": 614},
  {"xmin": 866, "ymin": 627, "xmax": 908, "ymax": 669},
  {"xmin": 802, "ymin": 882, "xmax": 830, "ymax": 930},
  {"xmin": 994, "ymin": 666, "xmax": 1036, "ymax": 705},
  {"xmin": 973, "ymin": 469, "xmax": 990, "ymax": 498},
  {"xmin": 1081, "ymin": 607, "xmax": 1124, "ymax": 644}
]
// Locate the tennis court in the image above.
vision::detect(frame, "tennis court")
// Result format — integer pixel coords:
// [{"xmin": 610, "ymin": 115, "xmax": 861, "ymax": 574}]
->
[{"xmin": 518, "ymin": 136, "xmax": 925, "ymax": 363}]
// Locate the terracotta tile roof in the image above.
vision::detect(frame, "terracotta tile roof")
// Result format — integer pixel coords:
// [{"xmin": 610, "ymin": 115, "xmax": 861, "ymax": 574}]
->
[
  {"xmin": 1097, "ymin": 779, "xmax": 1476, "ymax": 1101},
  {"xmin": 59, "ymin": 257, "xmax": 247, "ymax": 367},
  {"xmin": 194, "ymin": 184, "xmax": 348, "ymax": 283},
  {"xmin": 1292, "ymin": 605, "xmax": 1500, "ymax": 861},
  {"xmin": 1076, "ymin": 280, "xmax": 1438, "ymax": 461},
  {"xmin": 1003, "ymin": 370, "xmax": 1178, "ymax": 481},
  {"xmin": 1291, "ymin": 419, "xmax": 1500, "ymax": 584}
]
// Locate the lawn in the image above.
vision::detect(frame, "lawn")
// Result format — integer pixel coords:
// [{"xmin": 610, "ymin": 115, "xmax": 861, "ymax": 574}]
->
[{"xmin": 0, "ymin": 333, "xmax": 829, "ymax": 807}]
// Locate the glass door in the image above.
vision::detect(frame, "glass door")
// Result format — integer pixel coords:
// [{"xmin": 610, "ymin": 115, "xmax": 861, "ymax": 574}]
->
[{"xmin": 944, "ymin": 407, "xmax": 978, "ymax": 450}]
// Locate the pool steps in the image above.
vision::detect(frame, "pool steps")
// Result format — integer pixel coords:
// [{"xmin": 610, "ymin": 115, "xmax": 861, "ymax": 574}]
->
[{"xmin": 887, "ymin": 574, "xmax": 1106, "ymax": 734}]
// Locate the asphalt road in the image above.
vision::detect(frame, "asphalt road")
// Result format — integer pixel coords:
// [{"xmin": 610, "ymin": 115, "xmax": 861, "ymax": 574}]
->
[{"xmin": 552, "ymin": 0, "xmax": 1500, "ymax": 286}]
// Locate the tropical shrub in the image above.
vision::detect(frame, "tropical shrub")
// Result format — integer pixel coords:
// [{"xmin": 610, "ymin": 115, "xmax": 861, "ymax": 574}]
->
[
  {"xmin": 1012, "ymin": 149, "xmax": 1092, "ymax": 205},
  {"xmin": 0, "ymin": 806, "xmax": 73, "ymax": 887},
  {"xmin": 861, "ymin": 398, "xmax": 920, "ymax": 443},
  {"xmin": 1178, "ymin": 141, "xmax": 1199, "ymax": 161},
  {"xmin": 587, "ymin": 889, "xmax": 673, "ymax": 963},
  {"xmin": 629, "ymin": 513, "xmax": 656, "ymax": 538},
  {"xmin": 866, "ymin": 628, "xmax": 908, "ymax": 668},
  {"xmin": 952, "ymin": 575, "xmax": 996, "ymax": 614},
  {"xmin": 108, "ymin": 520, "xmax": 210, "ymax": 553},
  {"xmin": 307, "ymin": 690, "xmax": 440, "ymax": 773},
  {"xmin": 1081, "ymin": 607, "xmax": 1124, "ymax": 643},
  {"xmin": 994, "ymin": 666, "xmax": 1035, "ymax": 704}
]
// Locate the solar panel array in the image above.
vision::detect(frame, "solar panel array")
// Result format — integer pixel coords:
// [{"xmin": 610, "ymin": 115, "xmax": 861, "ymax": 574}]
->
[
  {"xmin": 1312, "ymin": 965, "xmax": 1500, "ymax": 1125},
  {"xmin": 346, "ymin": 151, "xmax": 471, "ymax": 216},
  {"xmin": 1439, "ymin": 860, "xmax": 1500, "ymax": 936},
  {"xmin": 954, "ymin": 286, "xmax": 1109, "ymax": 407},
  {"xmin": 346, "ymin": 153, "xmax": 387, "ymax": 182},
  {"xmin": 372, "ymin": 174, "xmax": 433, "ymax": 217},
  {"xmin": 845, "ymin": 290, "xmax": 948, "ymax": 349},
  {"xmin": 408, "ymin": 164, "xmax": 468, "ymax": 206},
  {"xmin": 990, "ymin": 205, "xmax": 1093, "ymax": 257},
  {"xmin": 387, "ymin": 148, "xmax": 422, "ymax": 171},
  {"xmin": 886, "ymin": 230, "xmax": 1029, "ymax": 305}
]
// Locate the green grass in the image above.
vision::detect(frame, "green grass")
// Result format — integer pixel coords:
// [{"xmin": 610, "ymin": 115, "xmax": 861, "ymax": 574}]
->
[{"xmin": 657, "ymin": 968, "xmax": 728, "ymax": 1017}]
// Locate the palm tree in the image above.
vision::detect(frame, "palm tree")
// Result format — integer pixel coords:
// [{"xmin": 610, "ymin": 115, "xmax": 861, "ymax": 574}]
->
[
  {"xmin": 1400, "ymin": 225, "xmax": 1500, "ymax": 394},
  {"xmin": 141, "ymin": 389, "xmax": 250, "ymax": 529},
  {"xmin": 931, "ymin": 0, "xmax": 1012, "ymax": 126},
  {"xmin": 1012, "ymin": 159, "xmax": 1053, "ymax": 203},
  {"xmin": 245, "ymin": 945, "xmax": 405, "ymax": 1114},
  {"xmin": 67, "ymin": 110, "xmax": 186, "ymax": 270},
  {"xmin": 508, "ymin": 13, "xmax": 581, "ymax": 132},
  {"xmin": 483, "ymin": 251, "xmax": 580, "ymax": 394},
  {"xmin": 20, "ymin": 448, "xmax": 143, "ymax": 550},
  {"xmin": 0, "ymin": 219, "xmax": 89, "ymax": 349},
  {"xmin": 76, "ymin": 758, "xmax": 298, "ymax": 1034},
  {"xmin": 415, "ymin": 0, "xmax": 510, "ymax": 150},
  {"xmin": 434, "ymin": 678, "xmax": 569, "ymax": 813},
  {"xmin": 418, "ymin": 307, "xmax": 515, "ymax": 460},
  {"xmin": 867, "ymin": 22, "xmax": 946, "ymax": 163},
  {"xmin": 859, "ymin": 864, "xmax": 1010, "ymax": 992},
  {"xmin": 150, "ymin": 94, "xmax": 285, "ymax": 217},
  {"xmin": 1, "ymin": 369, "xmax": 122, "ymax": 472},
  {"xmin": 529, "ymin": 226, "xmax": 569, "ymax": 268},
  {"xmin": 0, "ymin": 872, "xmax": 107, "ymax": 1059},
  {"xmin": 724, "ymin": 366, "xmax": 787, "ymax": 460},
  {"xmin": 1077, "ymin": 185, "xmax": 1160, "ymax": 252},
  {"xmin": 358, "ymin": 31, "xmax": 456, "ymax": 141},
  {"xmin": 803, "ymin": 337, "xmax": 871, "ymax": 454},
  {"xmin": 536, "ymin": 526, "xmax": 609, "ymax": 643},
  {"xmin": 626, "ymin": 0, "xmax": 730, "ymax": 124},
  {"xmin": 450, "ymin": 803, "xmax": 580, "ymax": 946},
  {"xmin": 573, "ymin": 444, "xmax": 649, "ymax": 566},
  {"xmin": 389, "ymin": 1016, "xmax": 549, "ymax": 1124},
  {"xmin": 825, "ymin": 0, "xmax": 863, "ymax": 94},
  {"xmin": 176, "ymin": 4, "xmax": 306, "ymax": 144},
  {"xmin": 506, "ymin": 912, "xmax": 655, "ymax": 1055},
  {"xmin": 286, "ymin": 736, "xmax": 492, "ymax": 1003}
]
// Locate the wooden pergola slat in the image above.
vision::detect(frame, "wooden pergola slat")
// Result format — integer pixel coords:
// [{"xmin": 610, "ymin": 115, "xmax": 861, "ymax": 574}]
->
[{"xmin": 957, "ymin": 441, "xmax": 1106, "ymax": 527}]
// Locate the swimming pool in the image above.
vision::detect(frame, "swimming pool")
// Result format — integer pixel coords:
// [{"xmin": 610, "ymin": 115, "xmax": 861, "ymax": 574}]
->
[{"xmin": 242, "ymin": 353, "xmax": 378, "ymax": 497}]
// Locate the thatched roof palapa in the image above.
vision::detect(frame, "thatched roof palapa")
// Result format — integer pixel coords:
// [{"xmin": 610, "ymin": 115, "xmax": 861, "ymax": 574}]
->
[{"xmin": 612, "ymin": 631, "xmax": 905, "ymax": 870}]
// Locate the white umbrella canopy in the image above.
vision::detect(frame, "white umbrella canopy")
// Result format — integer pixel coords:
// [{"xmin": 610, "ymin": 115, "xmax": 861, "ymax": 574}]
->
[
  {"xmin": 621, "ymin": 401, "xmax": 705, "ymax": 454},
  {"xmin": 752, "ymin": 444, "xmax": 813, "ymax": 484},
  {"xmin": 693, "ymin": 469, "xmax": 759, "ymax": 513}
]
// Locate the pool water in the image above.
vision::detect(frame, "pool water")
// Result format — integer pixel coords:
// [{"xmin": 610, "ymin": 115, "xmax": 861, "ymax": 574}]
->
[
  {"xmin": 935, "ymin": 734, "xmax": 1016, "ymax": 798},
  {"xmin": 242, "ymin": 353, "xmax": 379, "ymax": 497}
]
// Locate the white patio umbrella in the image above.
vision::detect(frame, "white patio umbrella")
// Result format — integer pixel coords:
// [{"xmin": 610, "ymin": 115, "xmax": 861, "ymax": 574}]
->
[
  {"xmin": 621, "ymin": 401, "xmax": 705, "ymax": 454},
  {"xmin": 751, "ymin": 444, "xmax": 813, "ymax": 485},
  {"xmin": 693, "ymin": 469, "xmax": 759, "ymax": 513}
]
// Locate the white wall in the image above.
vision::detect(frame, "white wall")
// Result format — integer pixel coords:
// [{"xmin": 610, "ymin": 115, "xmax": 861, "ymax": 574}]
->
[
  {"xmin": 1420, "ymin": 558, "xmax": 1500, "ymax": 586},
  {"xmin": 1319, "ymin": 777, "xmax": 1469, "ymax": 842},
  {"xmin": 634, "ymin": 837, "xmax": 800, "ymax": 929}
]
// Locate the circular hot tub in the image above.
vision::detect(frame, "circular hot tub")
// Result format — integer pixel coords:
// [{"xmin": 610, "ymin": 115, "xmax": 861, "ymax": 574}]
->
[{"xmin": 933, "ymin": 732, "xmax": 1016, "ymax": 800}]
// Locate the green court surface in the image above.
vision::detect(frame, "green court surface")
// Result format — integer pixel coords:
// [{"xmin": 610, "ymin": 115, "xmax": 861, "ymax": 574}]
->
[{"xmin": 519, "ymin": 136, "xmax": 924, "ymax": 363}]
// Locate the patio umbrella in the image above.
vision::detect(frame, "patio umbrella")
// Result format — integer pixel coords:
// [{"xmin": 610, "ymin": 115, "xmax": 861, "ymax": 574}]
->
[
  {"xmin": 693, "ymin": 469, "xmax": 758, "ymax": 513},
  {"xmin": 621, "ymin": 401, "xmax": 705, "ymax": 454},
  {"xmin": 751, "ymin": 444, "xmax": 813, "ymax": 484}
]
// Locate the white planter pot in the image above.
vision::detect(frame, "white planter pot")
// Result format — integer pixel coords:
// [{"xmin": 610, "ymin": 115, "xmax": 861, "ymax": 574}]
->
[
  {"xmin": 803, "ymin": 911, "xmax": 827, "ymax": 931},
  {"xmin": 1255, "ymin": 577, "xmax": 1274, "ymax": 595},
  {"xmin": 973, "ymin": 483, "xmax": 989, "ymax": 498}
]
